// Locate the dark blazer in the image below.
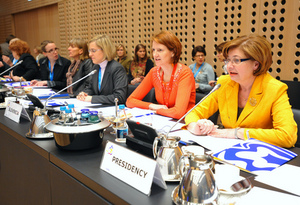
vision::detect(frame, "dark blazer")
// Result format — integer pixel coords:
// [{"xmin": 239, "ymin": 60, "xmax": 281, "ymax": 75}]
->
[
  {"xmin": 84, "ymin": 60, "xmax": 128, "ymax": 105},
  {"xmin": 12, "ymin": 53, "xmax": 38, "ymax": 81},
  {"xmin": 71, "ymin": 58, "xmax": 93, "ymax": 96},
  {"xmin": 39, "ymin": 55, "xmax": 71, "ymax": 90},
  {"xmin": 0, "ymin": 55, "xmax": 10, "ymax": 76}
]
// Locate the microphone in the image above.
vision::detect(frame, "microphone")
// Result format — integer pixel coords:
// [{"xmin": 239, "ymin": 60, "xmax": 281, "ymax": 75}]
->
[
  {"xmin": 166, "ymin": 84, "xmax": 221, "ymax": 136},
  {"xmin": 0, "ymin": 60, "xmax": 23, "ymax": 76},
  {"xmin": 44, "ymin": 69, "xmax": 97, "ymax": 109}
]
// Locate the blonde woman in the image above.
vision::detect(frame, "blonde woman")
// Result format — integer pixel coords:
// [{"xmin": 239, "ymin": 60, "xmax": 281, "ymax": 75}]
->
[{"xmin": 77, "ymin": 34, "xmax": 127, "ymax": 104}]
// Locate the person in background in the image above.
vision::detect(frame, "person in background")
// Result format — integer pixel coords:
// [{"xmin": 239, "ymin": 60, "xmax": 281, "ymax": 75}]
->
[
  {"xmin": 126, "ymin": 31, "xmax": 195, "ymax": 119},
  {"xmin": 2, "ymin": 37, "xmax": 20, "ymax": 67},
  {"xmin": 185, "ymin": 34, "xmax": 297, "ymax": 148},
  {"xmin": 209, "ymin": 41, "xmax": 228, "ymax": 87},
  {"xmin": 33, "ymin": 45, "xmax": 45, "ymax": 66},
  {"xmin": 77, "ymin": 34, "xmax": 127, "ymax": 104},
  {"xmin": 0, "ymin": 34, "xmax": 15, "ymax": 57},
  {"xmin": 66, "ymin": 38, "xmax": 93, "ymax": 97},
  {"xmin": 189, "ymin": 45, "xmax": 215, "ymax": 94},
  {"xmin": 3, "ymin": 39, "xmax": 38, "ymax": 81},
  {"xmin": 30, "ymin": 40, "xmax": 71, "ymax": 90},
  {"xmin": 0, "ymin": 46, "xmax": 10, "ymax": 76},
  {"xmin": 128, "ymin": 44, "xmax": 154, "ymax": 85},
  {"xmin": 116, "ymin": 44, "xmax": 131, "ymax": 74}
]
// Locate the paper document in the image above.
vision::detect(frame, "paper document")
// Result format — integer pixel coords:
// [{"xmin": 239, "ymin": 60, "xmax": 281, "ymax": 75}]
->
[{"xmin": 255, "ymin": 164, "xmax": 300, "ymax": 196}]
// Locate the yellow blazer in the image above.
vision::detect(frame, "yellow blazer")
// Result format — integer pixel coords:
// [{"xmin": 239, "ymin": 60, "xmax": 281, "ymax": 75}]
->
[{"xmin": 185, "ymin": 73, "xmax": 297, "ymax": 148}]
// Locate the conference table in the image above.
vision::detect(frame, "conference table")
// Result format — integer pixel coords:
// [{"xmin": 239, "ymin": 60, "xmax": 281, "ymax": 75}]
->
[{"xmin": 0, "ymin": 107, "xmax": 300, "ymax": 205}]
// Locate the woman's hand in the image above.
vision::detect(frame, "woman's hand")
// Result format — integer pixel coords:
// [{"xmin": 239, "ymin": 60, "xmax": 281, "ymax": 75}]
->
[
  {"xmin": 195, "ymin": 83, "xmax": 200, "ymax": 89},
  {"xmin": 149, "ymin": 103, "xmax": 168, "ymax": 111},
  {"xmin": 77, "ymin": 92, "xmax": 92, "ymax": 102},
  {"xmin": 209, "ymin": 128, "xmax": 244, "ymax": 139},
  {"xmin": 131, "ymin": 77, "xmax": 143, "ymax": 85},
  {"xmin": 31, "ymin": 80, "xmax": 47, "ymax": 86},
  {"xmin": 187, "ymin": 119, "xmax": 216, "ymax": 135}
]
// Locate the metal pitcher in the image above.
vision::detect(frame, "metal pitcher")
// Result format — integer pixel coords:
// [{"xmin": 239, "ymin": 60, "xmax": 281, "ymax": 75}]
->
[
  {"xmin": 175, "ymin": 154, "xmax": 218, "ymax": 205},
  {"xmin": 153, "ymin": 134, "xmax": 183, "ymax": 182}
]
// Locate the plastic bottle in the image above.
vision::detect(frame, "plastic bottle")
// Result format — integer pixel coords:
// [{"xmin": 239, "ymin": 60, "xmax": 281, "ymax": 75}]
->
[
  {"xmin": 88, "ymin": 111, "xmax": 100, "ymax": 123},
  {"xmin": 115, "ymin": 104, "xmax": 128, "ymax": 143},
  {"xmin": 58, "ymin": 106, "xmax": 66, "ymax": 123},
  {"xmin": 68, "ymin": 104, "xmax": 76, "ymax": 119},
  {"xmin": 81, "ymin": 109, "xmax": 90, "ymax": 122},
  {"xmin": 64, "ymin": 108, "xmax": 75, "ymax": 126}
]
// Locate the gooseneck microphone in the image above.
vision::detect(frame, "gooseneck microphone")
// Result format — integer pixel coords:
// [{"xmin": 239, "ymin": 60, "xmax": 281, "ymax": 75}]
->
[
  {"xmin": 0, "ymin": 60, "xmax": 23, "ymax": 76},
  {"xmin": 44, "ymin": 69, "xmax": 97, "ymax": 109},
  {"xmin": 166, "ymin": 84, "xmax": 221, "ymax": 137}
]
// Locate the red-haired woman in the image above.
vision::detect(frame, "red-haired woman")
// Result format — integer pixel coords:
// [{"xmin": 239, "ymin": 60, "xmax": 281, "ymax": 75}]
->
[{"xmin": 126, "ymin": 31, "xmax": 196, "ymax": 119}]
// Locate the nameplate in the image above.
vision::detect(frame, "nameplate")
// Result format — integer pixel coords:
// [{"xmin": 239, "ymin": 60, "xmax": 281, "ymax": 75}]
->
[
  {"xmin": 100, "ymin": 141, "xmax": 167, "ymax": 196},
  {"xmin": 4, "ymin": 101, "xmax": 31, "ymax": 123}
]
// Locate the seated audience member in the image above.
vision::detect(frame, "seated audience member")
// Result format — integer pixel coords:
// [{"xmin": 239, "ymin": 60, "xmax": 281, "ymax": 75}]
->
[
  {"xmin": 189, "ymin": 46, "xmax": 215, "ymax": 94},
  {"xmin": 3, "ymin": 39, "xmax": 38, "ymax": 81},
  {"xmin": 33, "ymin": 45, "xmax": 45, "ymax": 65},
  {"xmin": 126, "ymin": 31, "xmax": 196, "ymax": 119},
  {"xmin": 209, "ymin": 41, "xmax": 228, "ymax": 87},
  {"xmin": 77, "ymin": 34, "xmax": 127, "ymax": 104},
  {"xmin": 116, "ymin": 44, "xmax": 131, "ymax": 74},
  {"xmin": 185, "ymin": 34, "xmax": 297, "ymax": 148},
  {"xmin": 2, "ymin": 37, "xmax": 20, "ymax": 67},
  {"xmin": 0, "ymin": 34, "xmax": 15, "ymax": 56},
  {"xmin": 128, "ymin": 44, "xmax": 154, "ymax": 85},
  {"xmin": 30, "ymin": 40, "xmax": 71, "ymax": 90},
  {"xmin": 66, "ymin": 38, "xmax": 93, "ymax": 97},
  {"xmin": 0, "ymin": 47, "xmax": 10, "ymax": 76}
]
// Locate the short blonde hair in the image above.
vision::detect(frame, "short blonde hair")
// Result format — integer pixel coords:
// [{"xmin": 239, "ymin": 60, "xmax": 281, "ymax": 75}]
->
[
  {"xmin": 90, "ymin": 34, "xmax": 116, "ymax": 61},
  {"xmin": 223, "ymin": 34, "xmax": 272, "ymax": 76}
]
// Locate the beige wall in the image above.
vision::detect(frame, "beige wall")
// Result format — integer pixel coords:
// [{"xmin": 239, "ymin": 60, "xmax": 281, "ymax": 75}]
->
[{"xmin": 0, "ymin": 0, "xmax": 299, "ymax": 81}]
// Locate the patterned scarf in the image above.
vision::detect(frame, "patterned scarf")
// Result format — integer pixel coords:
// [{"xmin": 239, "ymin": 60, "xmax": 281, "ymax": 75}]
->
[{"xmin": 66, "ymin": 60, "xmax": 81, "ymax": 94}]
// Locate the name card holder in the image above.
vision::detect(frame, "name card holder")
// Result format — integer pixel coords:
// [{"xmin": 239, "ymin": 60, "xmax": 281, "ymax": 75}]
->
[
  {"xmin": 4, "ymin": 101, "xmax": 31, "ymax": 123},
  {"xmin": 100, "ymin": 140, "xmax": 167, "ymax": 196}
]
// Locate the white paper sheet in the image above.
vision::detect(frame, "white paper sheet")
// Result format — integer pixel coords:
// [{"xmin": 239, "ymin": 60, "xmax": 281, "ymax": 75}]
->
[
  {"xmin": 168, "ymin": 129, "xmax": 241, "ymax": 153},
  {"xmin": 255, "ymin": 164, "xmax": 300, "ymax": 196},
  {"xmin": 236, "ymin": 186, "xmax": 300, "ymax": 205}
]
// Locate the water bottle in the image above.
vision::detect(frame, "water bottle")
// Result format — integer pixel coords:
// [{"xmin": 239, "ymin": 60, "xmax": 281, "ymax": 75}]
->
[
  {"xmin": 68, "ymin": 104, "xmax": 76, "ymax": 119},
  {"xmin": 115, "ymin": 104, "xmax": 128, "ymax": 143},
  {"xmin": 88, "ymin": 111, "xmax": 100, "ymax": 123},
  {"xmin": 64, "ymin": 108, "xmax": 75, "ymax": 126},
  {"xmin": 81, "ymin": 109, "xmax": 90, "ymax": 122},
  {"xmin": 58, "ymin": 106, "xmax": 66, "ymax": 123}
]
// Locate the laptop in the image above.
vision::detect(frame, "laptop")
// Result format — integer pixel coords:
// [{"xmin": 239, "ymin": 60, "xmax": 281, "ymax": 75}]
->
[{"xmin": 126, "ymin": 119, "xmax": 159, "ymax": 157}]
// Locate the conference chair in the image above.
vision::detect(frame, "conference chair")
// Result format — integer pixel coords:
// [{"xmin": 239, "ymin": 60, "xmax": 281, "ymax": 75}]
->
[
  {"xmin": 292, "ymin": 108, "xmax": 300, "ymax": 148},
  {"xmin": 127, "ymin": 84, "xmax": 156, "ymax": 103},
  {"xmin": 281, "ymin": 80, "xmax": 300, "ymax": 109}
]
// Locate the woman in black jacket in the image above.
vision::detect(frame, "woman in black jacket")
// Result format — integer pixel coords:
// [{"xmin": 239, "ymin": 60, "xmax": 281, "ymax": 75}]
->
[
  {"xmin": 30, "ymin": 40, "xmax": 71, "ymax": 90},
  {"xmin": 66, "ymin": 38, "xmax": 93, "ymax": 97},
  {"xmin": 4, "ymin": 39, "xmax": 38, "ymax": 81}
]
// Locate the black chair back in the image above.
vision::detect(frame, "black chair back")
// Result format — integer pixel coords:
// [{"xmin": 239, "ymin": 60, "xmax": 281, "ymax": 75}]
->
[
  {"xmin": 281, "ymin": 80, "xmax": 300, "ymax": 109},
  {"xmin": 292, "ymin": 108, "xmax": 300, "ymax": 147},
  {"xmin": 127, "ymin": 84, "xmax": 156, "ymax": 103}
]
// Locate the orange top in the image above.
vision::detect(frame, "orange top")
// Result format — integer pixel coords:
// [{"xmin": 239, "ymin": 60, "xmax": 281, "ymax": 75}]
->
[{"xmin": 126, "ymin": 63, "xmax": 196, "ymax": 119}]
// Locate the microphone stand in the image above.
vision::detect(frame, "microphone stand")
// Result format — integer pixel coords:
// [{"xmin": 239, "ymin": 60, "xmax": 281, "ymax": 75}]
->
[
  {"xmin": 0, "ymin": 60, "xmax": 23, "ymax": 76},
  {"xmin": 44, "ymin": 70, "xmax": 97, "ymax": 109},
  {"xmin": 166, "ymin": 84, "xmax": 221, "ymax": 137}
]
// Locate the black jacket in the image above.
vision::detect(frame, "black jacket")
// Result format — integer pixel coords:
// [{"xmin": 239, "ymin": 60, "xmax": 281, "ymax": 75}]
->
[
  {"xmin": 84, "ymin": 60, "xmax": 128, "ymax": 105},
  {"xmin": 70, "ymin": 58, "xmax": 93, "ymax": 96},
  {"xmin": 39, "ymin": 55, "xmax": 71, "ymax": 90},
  {"xmin": 12, "ymin": 53, "xmax": 38, "ymax": 81}
]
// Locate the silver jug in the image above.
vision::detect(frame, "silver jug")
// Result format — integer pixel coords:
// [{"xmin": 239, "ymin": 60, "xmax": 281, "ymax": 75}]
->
[
  {"xmin": 175, "ymin": 154, "xmax": 218, "ymax": 205},
  {"xmin": 26, "ymin": 108, "xmax": 53, "ymax": 139},
  {"xmin": 153, "ymin": 134, "xmax": 183, "ymax": 181}
]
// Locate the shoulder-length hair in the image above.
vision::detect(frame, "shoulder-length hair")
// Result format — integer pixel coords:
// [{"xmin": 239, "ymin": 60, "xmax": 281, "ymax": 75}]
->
[
  {"xmin": 132, "ymin": 44, "xmax": 148, "ymax": 64},
  {"xmin": 89, "ymin": 34, "xmax": 116, "ymax": 61},
  {"xmin": 9, "ymin": 40, "xmax": 31, "ymax": 56},
  {"xmin": 69, "ymin": 38, "xmax": 89, "ymax": 61},
  {"xmin": 223, "ymin": 34, "xmax": 272, "ymax": 76},
  {"xmin": 151, "ymin": 31, "xmax": 182, "ymax": 64}
]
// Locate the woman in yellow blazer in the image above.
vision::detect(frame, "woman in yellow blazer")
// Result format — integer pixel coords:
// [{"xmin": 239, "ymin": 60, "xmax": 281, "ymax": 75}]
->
[{"xmin": 185, "ymin": 34, "xmax": 297, "ymax": 148}]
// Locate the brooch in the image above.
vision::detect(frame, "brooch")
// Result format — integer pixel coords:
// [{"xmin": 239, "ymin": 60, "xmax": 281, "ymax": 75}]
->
[{"xmin": 249, "ymin": 97, "xmax": 257, "ymax": 107}]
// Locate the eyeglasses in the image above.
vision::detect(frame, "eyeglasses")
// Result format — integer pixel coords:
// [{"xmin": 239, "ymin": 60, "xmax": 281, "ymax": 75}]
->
[
  {"xmin": 224, "ymin": 58, "xmax": 251, "ymax": 65},
  {"xmin": 46, "ymin": 47, "xmax": 59, "ymax": 53},
  {"xmin": 88, "ymin": 49, "xmax": 102, "ymax": 53}
]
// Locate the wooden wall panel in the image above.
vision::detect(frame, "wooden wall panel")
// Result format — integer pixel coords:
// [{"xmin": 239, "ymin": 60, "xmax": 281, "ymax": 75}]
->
[
  {"xmin": 13, "ymin": 4, "xmax": 60, "ymax": 55},
  {"xmin": 0, "ymin": 0, "xmax": 299, "ymax": 81}
]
